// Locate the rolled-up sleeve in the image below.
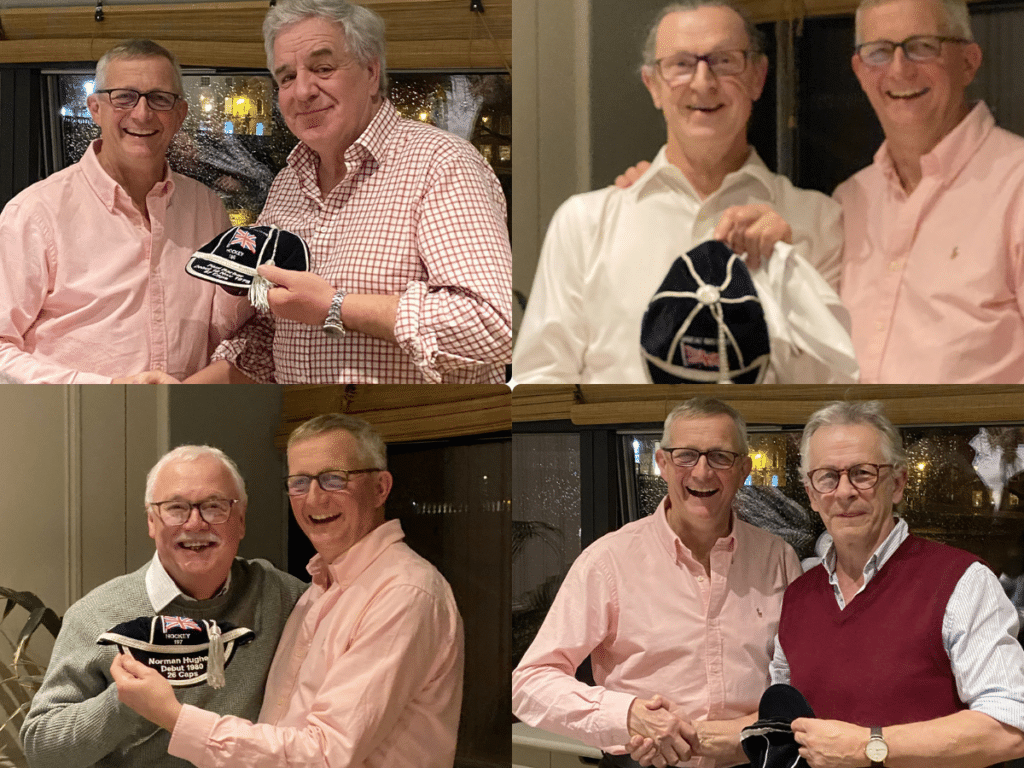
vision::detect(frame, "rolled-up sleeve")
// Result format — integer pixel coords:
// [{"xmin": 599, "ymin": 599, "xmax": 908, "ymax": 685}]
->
[
  {"xmin": 944, "ymin": 562, "xmax": 1024, "ymax": 732},
  {"xmin": 393, "ymin": 147, "xmax": 511, "ymax": 383}
]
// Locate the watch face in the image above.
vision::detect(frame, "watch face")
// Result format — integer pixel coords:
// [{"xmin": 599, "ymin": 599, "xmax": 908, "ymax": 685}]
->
[
  {"xmin": 323, "ymin": 322, "xmax": 345, "ymax": 338},
  {"xmin": 865, "ymin": 739, "xmax": 888, "ymax": 762}
]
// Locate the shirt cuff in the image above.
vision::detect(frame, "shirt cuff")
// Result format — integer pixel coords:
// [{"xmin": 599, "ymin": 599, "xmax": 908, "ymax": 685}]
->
[
  {"xmin": 599, "ymin": 690, "xmax": 640, "ymax": 750},
  {"xmin": 394, "ymin": 281, "xmax": 443, "ymax": 383},
  {"xmin": 168, "ymin": 703, "xmax": 220, "ymax": 766}
]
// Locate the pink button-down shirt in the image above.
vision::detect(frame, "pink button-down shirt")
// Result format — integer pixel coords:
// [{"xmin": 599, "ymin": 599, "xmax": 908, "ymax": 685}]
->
[
  {"xmin": 0, "ymin": 140, "xmax": 251, "ymax": 383},
  {"xmin": 835, "ymin": 101, "xmax": 1024, "ymax": 383},
  {"xmin": 168, "ymin": 520, "xmax": 464, "ymax": 768},
  {"xmin": 512, "ymin": 498, "xmax": 802, "ymax": 763}
]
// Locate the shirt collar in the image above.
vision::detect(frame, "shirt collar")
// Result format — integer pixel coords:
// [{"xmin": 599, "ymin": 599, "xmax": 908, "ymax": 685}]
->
[
  {"xmin": 306, "ymin": 518, "xmax": 406, "ymax": 590},
  {"xmin": 145, "ymin": 551, "xmax": 232, "ymax": 612},
  {"xmin": 80, "ymin": 139, "xmax": 175, "ymax": 214},
  {"xmin": 821, "ymin": 516, "xmax": 909, "ymax": 585},
  {"xmin": 286, "ymin": 98, "xmax": 395, "ymax": 193},
  {"xmin": 652, "ymin": 496, "xmax": 737, "ymax": 566},
  {"xmin": 877, "ymin": 101, "xmax": 994, "ymax": 191},
  {"xmin": 631, "ymin": 144, "xmax": 775, "ymax": 204}
]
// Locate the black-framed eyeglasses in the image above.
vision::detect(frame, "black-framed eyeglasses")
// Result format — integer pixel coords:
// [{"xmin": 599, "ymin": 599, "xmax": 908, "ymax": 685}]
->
[
  {"xmin": 149, "ymin": 497, "xmax": 238, "ymax": 525},
  {"xmin": 661, "ymin": 447, "xmax": 743, "ymax": 470},
  {"xmin": 95, "ymin": 88, "xmax": 182, "ymax": 111},
  {"xmin": 285, "ymin": 468, "xmax": 381, "ymax": 496},
  {"xmin": 806, "ymin": 463, "xmax": 894, "ymax": 493},
  {"xmin": 654, "ymin": 49, "xmax": 751, "ymax": 86},
  {"xmin": 855, "ymin": 35, "xmax": 970, "ymax": 66}
]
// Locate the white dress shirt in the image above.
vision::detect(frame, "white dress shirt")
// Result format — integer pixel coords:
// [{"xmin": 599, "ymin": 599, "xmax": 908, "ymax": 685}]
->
[
  {"xmin": 771, "ymin": 518, "xmax": 1024, "ymax": 732},
  {"xmin": 512, "ymin": 146, "xmax": 858, "ymax": 384}
]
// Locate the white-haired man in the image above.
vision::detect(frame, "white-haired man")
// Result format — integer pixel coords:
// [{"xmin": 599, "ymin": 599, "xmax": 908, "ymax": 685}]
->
[
  {"xmin": 775, "ymin": 401, "xmax": 1024, "ymax": 767},
  {"xmin": 0, "ymin": 40, "xmax": 251, "ymax": 383},
  {"xmin": 513, "ymin": 0, "xmax": 857, "ymax": 386},
  {"xmin": 514, "ymin": 396, "xmax": 802, "ymax": 768},
  {"xmin": 112, "ymin": 414, "xmax": 465, "ymax": 768},
  {"xmin": 187, "ymin": 0, "xmax": 512, "ymax": 384},
  {"xmin": 21, "ymin": 446, "xmax": 306, "ymax": 768}
]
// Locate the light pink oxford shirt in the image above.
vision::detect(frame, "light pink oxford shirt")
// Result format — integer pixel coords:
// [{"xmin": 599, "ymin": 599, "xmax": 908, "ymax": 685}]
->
[
  {"xmin": 168, "ymin": 520, "xmax": 464, "ymax": 768},
  {"xmin": 836, "ymin": 101, "xmax": 1024, "ymax": 383},
  {"xmin": 512, "ymin": 498, "xmax": 802, "ymax": 764},
  {"xmin": 0, "ymin": 140, "xmax": 251, "ymax": 383}
]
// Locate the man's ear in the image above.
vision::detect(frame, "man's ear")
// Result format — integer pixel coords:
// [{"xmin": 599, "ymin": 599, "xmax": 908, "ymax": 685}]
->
[{"xmin": 642, "ymin": 66, "xmax": 664, "ymax": 111}]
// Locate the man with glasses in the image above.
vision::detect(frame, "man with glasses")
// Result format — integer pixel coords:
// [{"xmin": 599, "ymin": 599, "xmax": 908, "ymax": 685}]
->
[
  {"xmin": 770, "ymin": 401, "xmax": 1024, "ymax": 767},
  {"xmin": 0, "ymin": 39, "xmax": 251, "ymax": 384},
  {"xmin": 514, "ymin": 396, "xmax": 802, "ymax": 767},
  {"xmin": 834, "ymin": 0, "xmax": 1024, "ymax": 383},
  {"xmin": 110, "ymin": 413, "xmax": 464, "ymax": 768},
  {"xmin": 512, "ymin": 0, "xmax": 857, "ymax": 385},
  {"xmin": 22, "ymin": 446, "xmax": 306, "ymax": 768}
]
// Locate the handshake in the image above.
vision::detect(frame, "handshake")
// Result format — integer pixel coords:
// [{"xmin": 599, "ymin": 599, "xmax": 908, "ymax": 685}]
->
[{"xmin": 625, "ymin": 695, "xmax": 701, "ymax": 768}]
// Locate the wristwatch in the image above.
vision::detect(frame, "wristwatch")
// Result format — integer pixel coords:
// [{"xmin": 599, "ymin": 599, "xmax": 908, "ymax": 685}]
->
[
  {"xmin": 865, "ymin": 726, "xmax": 887, "ymax": 767},
  {"xmin": 323, "ymin": 290, "xmax": 347, "ymax": 338}
]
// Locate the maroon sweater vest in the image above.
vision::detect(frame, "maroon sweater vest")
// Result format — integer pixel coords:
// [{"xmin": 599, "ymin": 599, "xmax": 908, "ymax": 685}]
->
[{"xmin": 778, "ymin": 535, "xmax": 980, "ymax": 726}]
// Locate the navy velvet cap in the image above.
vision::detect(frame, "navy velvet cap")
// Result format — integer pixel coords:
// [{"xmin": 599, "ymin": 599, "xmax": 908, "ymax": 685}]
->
[{"xmin": 640, "ymin": 240, "xmax": 770, "ymax": 384}]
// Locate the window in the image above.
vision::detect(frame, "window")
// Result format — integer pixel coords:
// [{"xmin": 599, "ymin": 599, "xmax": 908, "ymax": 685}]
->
[{"xmin": 50, "ymin": 71, "xmax": 512, "ymax": 227}]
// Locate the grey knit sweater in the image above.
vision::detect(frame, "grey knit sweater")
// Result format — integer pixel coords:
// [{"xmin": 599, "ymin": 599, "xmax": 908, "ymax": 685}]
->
[{"xmin": 21, "ymin": 557, "xmax": 306, "ymax": 768}]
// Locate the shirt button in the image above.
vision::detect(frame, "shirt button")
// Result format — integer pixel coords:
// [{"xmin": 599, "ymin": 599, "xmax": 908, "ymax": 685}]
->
[
  {"xmin": 889, "ymin": 260, "xmax": 900, "ymax": 272},
  {"xmin": 875, "ymin": 321, "xmax": 885, "ymax": 332},
  {"xmin": 697, "ymin": 575, "xmax": 705, "ymax": 582}
]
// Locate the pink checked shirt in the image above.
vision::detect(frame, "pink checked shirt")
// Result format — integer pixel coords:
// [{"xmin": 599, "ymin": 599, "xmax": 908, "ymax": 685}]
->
[
  {"xmin": 836, "ymin": 102, "xmax": 1024, "ymax": 383},
  {"xmin": 512, "ymin": 498, "xmax": 802, "ymax": 765},
  {"xmin": 212, "ymin": 100, "xmax": 512, "ymax": 383},
  {"xmin": 168, "ymin": 520, "xmax": 464, "ymax": 768},
  {"xmin": 0, "ymin": 140, "xmax": 251, "ymax": 383}
]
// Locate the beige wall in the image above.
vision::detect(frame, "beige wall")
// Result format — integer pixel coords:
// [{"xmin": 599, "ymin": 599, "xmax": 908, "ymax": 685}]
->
[
  {"xmin": 512, "ymin": 0, "xmax": 590, "ymax": 336},
  {"xmin": 0, "ymin": 387, "xmax": 164, "ymax": 614}
]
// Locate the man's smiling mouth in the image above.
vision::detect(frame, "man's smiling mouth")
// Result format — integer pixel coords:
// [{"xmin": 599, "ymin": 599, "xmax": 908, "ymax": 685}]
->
[
  {"xmin": 687, "ymin": 487, "xmax": 719, "ymax": 498},
  {"xmin": 886, "ymin": 87, "xmax": 929, "ymax": 100}
]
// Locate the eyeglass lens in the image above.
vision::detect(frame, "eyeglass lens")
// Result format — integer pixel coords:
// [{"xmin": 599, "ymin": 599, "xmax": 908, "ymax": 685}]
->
[
  {"xmin": 857, "ymin": 35, "xmax": 961, "ymax": 66},
  {"xmin": 105, "ymin": 89, "xmax": 179, "ymax": 110},
  {"xmin": 157, "ymin": 499, "xmax": 233, "ymax": 524},
  {"xmin": 658, "ymin": 50, "xmax": 747, "ymax": 83},
  {"xmin": 286, "ymin": 472, "xmax": 350, "ymax": 496},
  {"xmin": 809, "ymin": 464, "xmax": 884, "ymax": 492},
  {"xmin": 667, "ymin": 448, "xmax": 739, "ymax": 470}
]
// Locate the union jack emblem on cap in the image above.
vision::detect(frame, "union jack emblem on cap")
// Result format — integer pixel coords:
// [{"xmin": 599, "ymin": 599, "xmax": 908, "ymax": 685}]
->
[
  {"xmin": 229, "ymin": 229, "xmax": 258, "ymax": 253},
  {"xmin": 161, "ymin": 615, "xmax": 202, "ymax": 632}
]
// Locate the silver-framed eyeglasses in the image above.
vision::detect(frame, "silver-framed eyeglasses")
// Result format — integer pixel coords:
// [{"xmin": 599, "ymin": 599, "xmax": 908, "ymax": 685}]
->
[
  {"xmin": 661, "ymin": 447, "xmax": 743, "ymax": 470},
  {"xmin": 149, "ymin": 497, "xmax": 238, "ymax": 525},
  {"xmin": 855, "ymin": 35, "xmax": 970, "ymax": 66},
  {"xmin": 95, "ymin": 88, "xmax": 182, "ymax": 111},
  {"xmin": 286, "ymin": 468, "xmax": 382, "ymax": 496},
  {"xmin": 807, "ymin": 463, "xmax": 894, "ymax": 493},
  {"xmin": 654, "ymin": 49, "xmax": 751, "ymax": 86}
]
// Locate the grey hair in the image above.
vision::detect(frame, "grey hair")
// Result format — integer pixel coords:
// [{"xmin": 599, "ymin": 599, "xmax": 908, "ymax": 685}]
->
[
  {"xmin": 145, "ymin": 445, "xmax": 248, "ymax": 506},
  {"xmin": 799, "ymin": 401, "xmax": 908, "ymax": 478},
  {"xmin": 263, "ymin": 0, "xmax": 388, "ymax": 95},
  {"xmin": 855, "ymin": 0, "xmax": 974, "ymax": 44},
  {"xmin": 95, "ymin": 39, "xmax": 185, "ymax": 96},
  {"xmin": 641, "ymin": 1, "xmax": 766, "ymax": 70},
  {"xmin": 661, "ymin": 396, "xmax": 749, "ymax": 454},
  {"xmin": 287, "ymin": 413, "xmax": 388, "ymax": 470}
]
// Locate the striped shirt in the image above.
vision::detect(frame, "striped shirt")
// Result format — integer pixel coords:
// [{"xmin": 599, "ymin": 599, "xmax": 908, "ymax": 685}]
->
[{"xmin": 771, "ymin": 518, "xmax": 1024, "ymax": 732}]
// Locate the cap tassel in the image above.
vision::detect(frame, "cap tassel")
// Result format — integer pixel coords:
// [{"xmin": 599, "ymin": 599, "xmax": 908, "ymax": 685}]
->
[
  {"xmin": 247, "ymin": 225, "xmax": 279, "ymax": 313},
  {"xmin": 207, "ymin": 620, "xmax": 226, "ymax": 689}
]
